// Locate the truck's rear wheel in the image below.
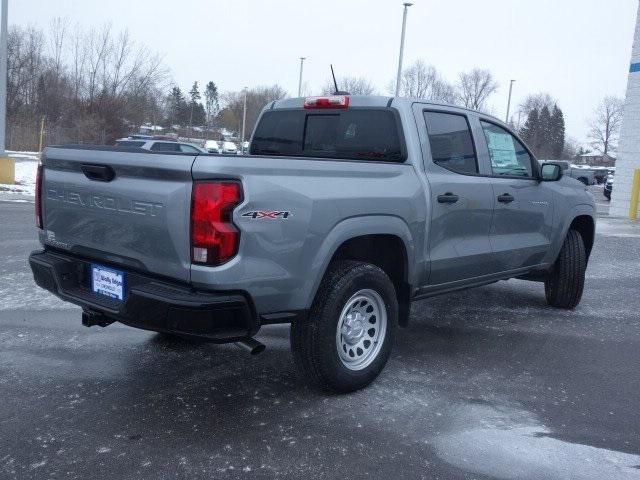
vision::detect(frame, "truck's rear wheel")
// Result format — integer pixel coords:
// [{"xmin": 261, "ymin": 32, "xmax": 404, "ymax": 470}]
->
[
  {"xmin": 544, "ymin": 229, "xmax": 586, "ymax": 309},
  {"xmin": 290, "ymin": 260, "xmax": 398, "ymax": 393}
]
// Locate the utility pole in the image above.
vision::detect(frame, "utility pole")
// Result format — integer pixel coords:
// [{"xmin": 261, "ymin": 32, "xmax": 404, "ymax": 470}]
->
[
  {"xmin": 241, "ymin": 87, "xmax": 247, "ymax": 151},
  {"xmin": 505, "ymin": 79, "xmax": 516, "ymax": 124},
  {"xmin": 395, "ymin": 2, "xmax": 413, "ymax": 97},
  {"xmin": 297, "ymin": 57, "xmax": 306, "ymax": 97},
  {"xmin": 0, "ymin": 0, "xmax": 8, "ymax": 155}
]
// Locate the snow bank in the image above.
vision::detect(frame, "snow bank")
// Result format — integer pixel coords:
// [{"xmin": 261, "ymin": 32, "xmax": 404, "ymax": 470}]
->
[{"xmin": 0, "ymin": 153, "xmax": 40, "ymax": 197}]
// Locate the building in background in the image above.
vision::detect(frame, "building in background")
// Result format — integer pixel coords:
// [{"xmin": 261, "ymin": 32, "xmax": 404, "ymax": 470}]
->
[
  {"xmin": 611, "ymin": 1, "xmax": 640, "ymax": 217},
  {"xmin": 574, "ymin": 152, "xmax": 616, "ymax": 167}
]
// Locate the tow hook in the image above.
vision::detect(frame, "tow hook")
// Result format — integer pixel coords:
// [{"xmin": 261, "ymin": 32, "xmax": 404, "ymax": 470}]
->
[
  {"xmin": 234, "ymin": 338, "xmax": 266, "ymax": 355},
  {"xmin": 81, "ymin": 309, "xmax": 115, "ymax": 328}
]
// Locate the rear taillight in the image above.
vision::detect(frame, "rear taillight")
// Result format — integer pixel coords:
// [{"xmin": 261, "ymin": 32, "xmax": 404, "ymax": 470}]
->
[
  {"xmin": 191, "ymin": 181, "xmax": 242, "ymax": 266},
  {"xmin": 35, "ymin": 164, "xmax": 43, "ymax": 229},
  {"xmin": 303, "ymin": 95, "xmax": 350, "ymax": 109}
]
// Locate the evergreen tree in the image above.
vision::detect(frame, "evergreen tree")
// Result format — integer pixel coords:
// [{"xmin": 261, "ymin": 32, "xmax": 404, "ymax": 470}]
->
[
  {"xmin": 550, "ymin": 105, "xmax": 565, "ymax": 159},
  {"xmin": 204, "ymin": 81, "xmax": 219, "ymax": 127},
  {"xmin": 188, "ymin": 81, "xmax": 201, "ymax": 132},
  {"xmin": 167, "ymin": 87, "xmax": 187, "ymax": 126},
  {"xmin": 538, "ymin": 105, "xmax": 552, "ymax": 158},
  {"xmin": 520, "ymin": 108, "xmax": 540, "ymax": 154}
]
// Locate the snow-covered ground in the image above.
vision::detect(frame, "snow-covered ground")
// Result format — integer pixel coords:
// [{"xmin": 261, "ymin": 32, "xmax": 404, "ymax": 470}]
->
[{"xmin": 0, "ymin": 151, "xmax": 40, "ymax": 202}]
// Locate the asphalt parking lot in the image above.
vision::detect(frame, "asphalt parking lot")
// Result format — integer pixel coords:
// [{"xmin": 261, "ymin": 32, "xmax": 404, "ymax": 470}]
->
[{"xmin": 2, "ymin": 198, "xmax": 640, "ymax": 480}]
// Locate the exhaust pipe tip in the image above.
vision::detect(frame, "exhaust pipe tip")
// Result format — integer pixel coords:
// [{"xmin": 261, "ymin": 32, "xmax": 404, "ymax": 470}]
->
[{"xmin": 234, "ymin": 338, "xmax": 266, "ymax": 355}]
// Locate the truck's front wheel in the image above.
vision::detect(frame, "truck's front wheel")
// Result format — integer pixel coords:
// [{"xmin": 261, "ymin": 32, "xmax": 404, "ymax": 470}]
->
[
  {"xmin": 544, "ymin": 229, "xmax": 586, "ymax": 309},
  {"xmin": 291, "ymin": 261, "xmax": 398, "ymax": 393}
]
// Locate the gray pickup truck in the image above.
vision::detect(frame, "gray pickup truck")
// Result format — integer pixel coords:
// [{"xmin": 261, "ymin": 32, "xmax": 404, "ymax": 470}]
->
[
  {"xmin": 540, "ymin": 160, "xmax": 597, "ymax": 186},
  {"xmin": 29, "ymin": 95, "xmax": 595, "ymax": 393}
]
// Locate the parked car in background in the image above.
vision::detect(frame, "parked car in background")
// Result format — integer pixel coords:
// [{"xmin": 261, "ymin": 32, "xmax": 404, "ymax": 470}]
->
[
  {"xmin": 604, "ymin": 174, "xmax": 614, "ymax": 200},
  {"xmin": 115, "ymin": 138, "xmax": 207, "ymax": 154},
  {"xmin": 541, "ymin": 160, "xmax": 596, "ymax": 185},
  {"xmin": 204, "ymin": 140, "xmax": 222, "ymax": 154},
  {"xmin": 221, "ymin": 141, "xmax": 238, "ymax": 154}
]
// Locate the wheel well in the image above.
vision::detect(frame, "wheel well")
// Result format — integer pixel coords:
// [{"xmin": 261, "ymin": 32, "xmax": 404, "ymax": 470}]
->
[
  {"xmin": 330, "ymin": 235, "xmax": 411, "ymax": 326},
  {"xmin": 570, "ymin": 215, "xmax": 595, "ymax": 259}
]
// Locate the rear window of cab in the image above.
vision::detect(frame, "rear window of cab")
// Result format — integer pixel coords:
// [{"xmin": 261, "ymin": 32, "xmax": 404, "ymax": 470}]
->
[{"xmin": 250, "ymin": 109, "xmax": 405, "ymax": 162}]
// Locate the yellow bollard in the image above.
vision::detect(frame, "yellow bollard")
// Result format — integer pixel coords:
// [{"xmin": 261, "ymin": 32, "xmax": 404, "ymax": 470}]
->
[
  {"xmin": 630, "ymin": 169, "xmax": 640, "ymax": 220},
  {"xmin": 0, "ymin": 156, "xmax": 15, "ymax": 184}
]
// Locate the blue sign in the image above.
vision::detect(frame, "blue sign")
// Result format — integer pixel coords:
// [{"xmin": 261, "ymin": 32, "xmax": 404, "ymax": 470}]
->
[{"xmin": 630, "ymin": 63, "xmax": 640, "ymax": 73}]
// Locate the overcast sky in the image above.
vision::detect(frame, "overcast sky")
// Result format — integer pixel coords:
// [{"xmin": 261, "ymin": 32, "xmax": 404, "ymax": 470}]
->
[{"xmin": 11, "ymin": 0, "xmax": 639, "ymax": 144}]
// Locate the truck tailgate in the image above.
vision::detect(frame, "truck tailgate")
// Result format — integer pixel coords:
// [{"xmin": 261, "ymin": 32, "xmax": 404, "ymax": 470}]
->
[{"xmin": 41, "ymin": 147, "xmax": 194, "ymax": 283}]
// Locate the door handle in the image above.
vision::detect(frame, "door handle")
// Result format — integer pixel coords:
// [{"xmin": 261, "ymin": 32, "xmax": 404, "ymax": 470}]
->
[
  {"xmin": 437, "ymin": 192, "xmax": 459, "ymax": 204},
  {"xmin": 81, "ymin": 164, "xmax": 115, "ymax": 182},
  {"xmin": 497, "ymin": 193, "xmax": 514, "ymax": 203}
]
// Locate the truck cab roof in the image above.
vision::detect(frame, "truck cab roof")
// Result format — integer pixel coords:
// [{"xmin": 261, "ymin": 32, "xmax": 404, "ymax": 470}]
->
[{"xmin": 269, "ymin": 95, "xmax": 510, "ymax": 128}]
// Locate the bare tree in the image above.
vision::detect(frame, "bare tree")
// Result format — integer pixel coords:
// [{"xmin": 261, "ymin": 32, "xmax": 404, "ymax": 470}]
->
[
  {"xmin": 456, "ymin": 68, "xmax": 498, "ymax": 111},
  {"xmin": 85, "ymin": 24, "xmax": 112, "ymax": 102},
  {"xmin": 6, "ymin": 22, "xmax": 168, "ymax": 148},
  {"xmin": 49, "ymin": 17, "xmax": 69, "ymax": 77},
  {"xmin": 70, "ymin": 24, "xmax": 86, "ymax": 102},
  {"xmin": 218, "ymin": 85, "xmax": 287, "ymax": 136},
  {"xmin": 588, "ymin": 96, "xmax": 624, "ymax": 156},
  {"xmin": 321, "ymin": 76, "xmax": 377, "ymax": 95},
  {"xmin": 7, "ymin": 26, "xmax": 45, "ymax": 115},
  {"xmin": 393, "ymin": 60, "xmax": 456, "ymax": 103},
  {"xmin": 512, "ymin": 92, "xmax": 556, "ymax": 131},
  {"xmin": 561, "ymin": 136, "xmax": 580, "ymax": 160}
]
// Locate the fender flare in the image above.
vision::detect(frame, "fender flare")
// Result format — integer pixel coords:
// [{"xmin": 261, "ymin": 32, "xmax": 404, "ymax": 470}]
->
[
  {"xmin": 549, "ymin": 203, "xmax": 596, "ymax": 263},
  {"xmin": 297, "ymin": 215, "xmax": 416, "ymax": 309}
]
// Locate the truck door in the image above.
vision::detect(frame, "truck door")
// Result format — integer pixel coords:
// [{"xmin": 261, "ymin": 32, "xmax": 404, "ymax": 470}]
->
[
  {"xmin": 476, "ymin": 119, "xmax": 554, "ymax": 271},
  {"xmin": 416, "ymin": 107, "xmax": 498, "ymax": 284}
]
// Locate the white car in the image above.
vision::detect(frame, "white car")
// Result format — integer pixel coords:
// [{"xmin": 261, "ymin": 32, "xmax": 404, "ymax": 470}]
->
[
  {"xmin": 115, "ymin": 138, "xmax": 206, "ymax": 154},
  {"xmin": 221, "ymin": 141, "xmax": 238, "ymax": 154},
  {"xmin": 204, "ymin": 140, "xmax": 222, "ymax": 154}
]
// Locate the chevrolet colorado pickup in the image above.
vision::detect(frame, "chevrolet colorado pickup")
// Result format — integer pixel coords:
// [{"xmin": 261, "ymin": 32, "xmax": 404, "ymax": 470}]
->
[{"xmin": 29, "ymin": 95, "xmax": 596, "ymax": 393}]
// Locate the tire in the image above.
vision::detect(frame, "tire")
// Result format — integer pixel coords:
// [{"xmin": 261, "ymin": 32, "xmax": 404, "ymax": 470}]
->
[
  {"xmin": 544, "ymin": 229, "xmax": 586, "ymax": 309},
  {"xmin": 290, "ymin": 260, "xmax": 398, "ymax": 393}
]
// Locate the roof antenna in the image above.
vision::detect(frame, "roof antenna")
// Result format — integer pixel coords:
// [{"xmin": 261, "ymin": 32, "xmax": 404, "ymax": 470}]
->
[{"xmin": 330, "ymin": 64, "xmax": 350, "ymax": 95}]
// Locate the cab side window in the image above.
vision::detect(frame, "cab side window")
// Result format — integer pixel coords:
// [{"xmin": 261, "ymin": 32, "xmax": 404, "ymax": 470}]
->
[
  {"xmin": 179, "ymin": 144, "xmax": 200, "ymax": 153},
  {"xmin": 150, "ymin": 142, "xmax": 180, "ymax": 152},
  {"xmin": 424, "ymin": 111, "xmax": 478, "ymax": 175},
  {"xmin": 481, "ymin": 121, "xmax": 534, "ymax": 178}
]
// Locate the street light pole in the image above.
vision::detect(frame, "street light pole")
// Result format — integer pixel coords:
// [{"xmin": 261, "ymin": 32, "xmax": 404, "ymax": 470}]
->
[
  {"xmin": 297, "ymin": 57, "xmax": 305, "ymax": 97},
  {"xmin": 395, "ymin": 2, "xmax": 413, "ymax": 97},
  {"xmin": 0, "ymin": 0, "xmax": 8, "ymax": 155},
  {"xmin": 505, "ymin": 79, "xmax": 516, "ymax": 124},
  {"xmin": 241, "ymin": 87, "xmax": 247, "ymax": 150}
]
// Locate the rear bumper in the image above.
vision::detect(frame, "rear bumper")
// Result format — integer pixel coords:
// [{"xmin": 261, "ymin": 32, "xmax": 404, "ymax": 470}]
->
[{"xmin": 29, "ymin": 250, "xmax": 259, "ymax": 342}]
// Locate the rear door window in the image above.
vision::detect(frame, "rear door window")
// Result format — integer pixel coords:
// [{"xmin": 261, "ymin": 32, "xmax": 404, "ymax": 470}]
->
[
  {"xmin": 150, "ymin": 142, "xmax": 181, "ymax": 152},
  {"xmin": 423, "ymin": 111, "xmax": 478, "ymax": 175},
  {"xmin": 251, "ymin": 109, "xmax": 404, "ymax": 162}
]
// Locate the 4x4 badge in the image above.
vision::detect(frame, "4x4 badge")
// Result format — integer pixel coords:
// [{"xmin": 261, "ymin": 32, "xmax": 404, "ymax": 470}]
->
[{"xmin": 241, "ymin": 211, "xmax": 291, "ymax": 219}]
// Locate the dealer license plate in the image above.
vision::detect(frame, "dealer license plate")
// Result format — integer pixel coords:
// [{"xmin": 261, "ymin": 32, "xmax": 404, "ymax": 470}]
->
[{"xmin": 91, "ymin": 264, "xmax": 125, "ymax": 301}]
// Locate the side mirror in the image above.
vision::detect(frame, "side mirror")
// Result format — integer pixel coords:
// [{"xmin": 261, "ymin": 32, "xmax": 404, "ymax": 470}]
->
[{"xmin": 540, "ymin": 163, "xmax": 563, "ymax": 182}]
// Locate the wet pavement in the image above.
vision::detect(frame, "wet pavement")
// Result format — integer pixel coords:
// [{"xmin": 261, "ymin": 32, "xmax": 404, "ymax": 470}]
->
[{"xmin": 1, "ymin": 201, "xmax": 640, "ymax": 480}]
